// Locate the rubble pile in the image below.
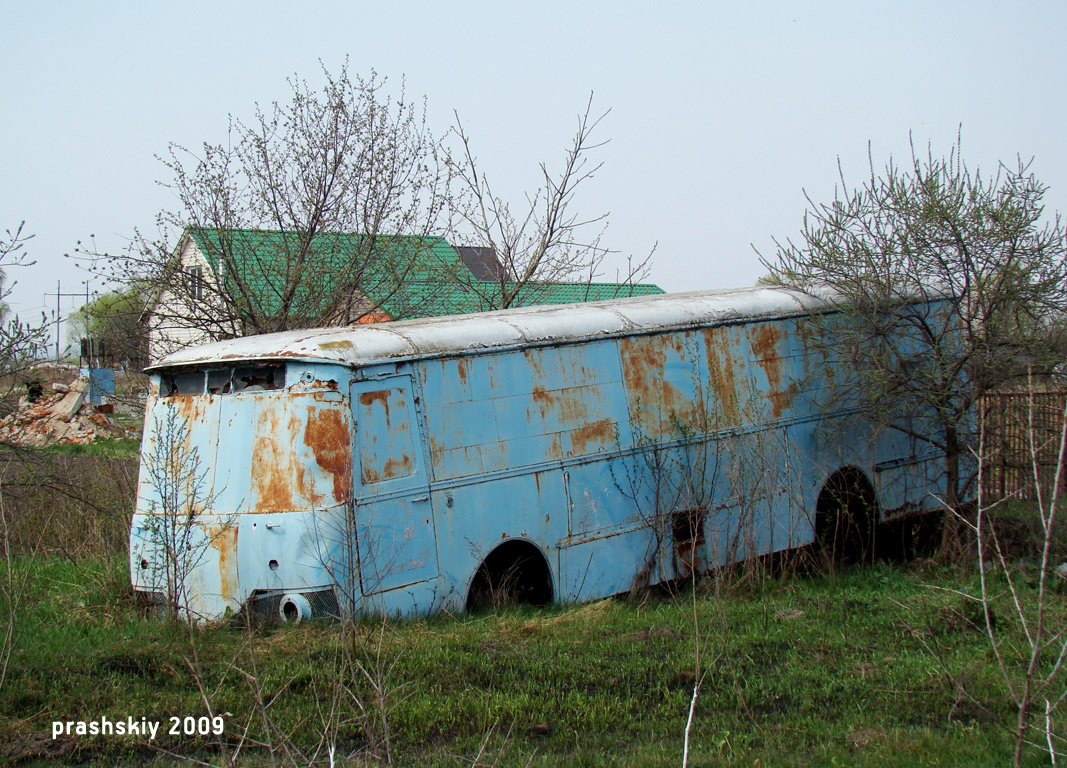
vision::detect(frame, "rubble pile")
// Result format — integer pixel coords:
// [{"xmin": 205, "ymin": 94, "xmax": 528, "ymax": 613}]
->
[{"xmin": 0, "ymin": 379, "xmax": 135, "ymax": 447}]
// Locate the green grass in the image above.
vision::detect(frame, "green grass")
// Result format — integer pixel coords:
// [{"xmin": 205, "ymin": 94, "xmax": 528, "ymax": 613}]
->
[{"xmin": 3, "ymin": 554, "xmax": 1061, "ymax": 767}]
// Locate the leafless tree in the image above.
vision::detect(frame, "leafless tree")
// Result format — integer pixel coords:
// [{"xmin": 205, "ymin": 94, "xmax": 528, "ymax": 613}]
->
[
  {"xmin": 136, "ymin": 404, "xmax": 223, "ymax": 620},
  {"xmin": 762, "ymin": 136, "xmax": 1067, "ymax": 512},
  {"xmin": 933, "ymin": 380, "xmax": 1067, "ymax": 767},
  {"xmin": 0, "ymin": 223, "xmax": 51, "ymax": 694},
  {"xmin": 94, "ymin": 61, "xmax": 454, "ymax": 349},
  {"xmin": 0, "ymin": 222, "xmax": 47, "ymax": 381},
  {"xmin": 448, "ymin": 94, "xmax": 654, "ymax": 310}
]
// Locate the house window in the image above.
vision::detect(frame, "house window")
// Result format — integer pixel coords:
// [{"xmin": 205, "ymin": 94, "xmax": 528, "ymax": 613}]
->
[{"xmin": 187, "ymin": 266, "xmax": 204, "ymax": 301}]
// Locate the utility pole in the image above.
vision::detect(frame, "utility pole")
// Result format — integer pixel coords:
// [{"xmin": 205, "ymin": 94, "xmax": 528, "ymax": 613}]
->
[{"xmin": 43, "ymin": 280, "xmax": 93, "ymax": 362}]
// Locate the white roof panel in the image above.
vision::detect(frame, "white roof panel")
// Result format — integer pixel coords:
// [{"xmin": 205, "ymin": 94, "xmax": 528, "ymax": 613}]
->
[{"xmin": 149, "ymin": 286, "xmax": 829, "ymax": 371}]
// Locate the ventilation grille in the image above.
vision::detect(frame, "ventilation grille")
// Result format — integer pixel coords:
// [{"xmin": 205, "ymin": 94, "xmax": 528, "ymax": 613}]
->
[{"xmin": 247, "ymin": 588, "xmax": 340, "ymax": 624}]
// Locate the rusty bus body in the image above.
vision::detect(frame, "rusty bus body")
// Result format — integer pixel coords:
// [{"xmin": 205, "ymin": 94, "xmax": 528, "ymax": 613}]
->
[{"xmin": 130, "ymin": 286, "xmax": 945, "ymax": 621}]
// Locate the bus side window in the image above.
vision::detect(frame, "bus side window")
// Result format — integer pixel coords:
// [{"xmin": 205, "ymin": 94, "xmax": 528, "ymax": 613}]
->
[
  {"xmin": 162, "ymin": 370, "xmax": 205, "ymax": 396},
  {"xmin": 356, "ymin": 387, "xmax": 417, "ymax": 484},
  {"xmin": 207, "ymin": 369, "xmax": 232, "ymax": 394},
  {"xmin": 233, "ymin": 365, "xmax": 284, "ymax": 392}
]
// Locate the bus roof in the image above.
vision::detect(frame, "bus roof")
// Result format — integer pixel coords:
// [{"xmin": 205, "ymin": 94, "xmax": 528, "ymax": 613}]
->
[{"xmin": 147, "ymin": 285, "xmax": 836, "ymax": 371}]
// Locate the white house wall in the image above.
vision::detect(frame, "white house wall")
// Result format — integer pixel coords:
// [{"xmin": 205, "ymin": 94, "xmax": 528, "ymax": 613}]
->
[{"xmin": 146, "ymin": 237, "xmax": 223, "ymax": 364}]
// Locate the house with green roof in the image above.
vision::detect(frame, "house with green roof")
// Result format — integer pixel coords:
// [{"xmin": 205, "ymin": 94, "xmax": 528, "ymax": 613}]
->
[{"xmin": 145, "ymin": 227, "xmax": 663, "ymax": 363}]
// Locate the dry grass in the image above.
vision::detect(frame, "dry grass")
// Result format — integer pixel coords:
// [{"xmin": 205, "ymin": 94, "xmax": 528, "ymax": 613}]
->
[{"xmin": 0, "ymin": 448, "xmax": 136, "ymax": 559}]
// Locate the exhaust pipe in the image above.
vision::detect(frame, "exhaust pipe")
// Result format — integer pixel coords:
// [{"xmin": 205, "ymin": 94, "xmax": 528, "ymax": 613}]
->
[{"xmin": 279, "ymin": 593, "xmax": 313, "ymax": 624}]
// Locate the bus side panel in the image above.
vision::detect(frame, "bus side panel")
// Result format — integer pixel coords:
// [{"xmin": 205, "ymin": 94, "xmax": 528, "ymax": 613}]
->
[
  {"xmin": 433, "ymin": 472, "xmax": 567, "ymax": 598},
  {"xmin": 132, "ymin": 396, "xmax": 238, "ymax": 616},
  {"xmin": 418, "ymin": 343, "xmax": 630, "ymax": 480},
  {"xmin": 406, "ymin": 305, "xmax": 951, "ymax": 611},
  {"xmin": 136, "ymin": 396, "xmax": 221, "ymax": 517},
  {"xmin": 351, "ymin": 376, "xmax": 438, "ymax": 596},
  {"xmin": 419, "ymin": 357, "xmax": 499, "ymax": 482},
  {"xmin": 619, "ymin": 331, "xmax": 712, "ymax": 442},
  {"xmin": 874, "ymin": 431, "xmax": 947, "ymax": 519},
  {"xmin": 518, "ymin": 342, "xmax": 633, "ymax": 459},
  {"xmin": 418, "ymin": 344, "xmax": 633, "ymax": 604},
  {"xmin": 431, "ymin": 469, "xmax": 567, "ymax": 549},
  {"xmin": 559, "ymin": 528, "xmax": 660, "ymax": 603},
  {"xmin": 565, "ymin": 460, "xmax": 647, "ymax": 538}
]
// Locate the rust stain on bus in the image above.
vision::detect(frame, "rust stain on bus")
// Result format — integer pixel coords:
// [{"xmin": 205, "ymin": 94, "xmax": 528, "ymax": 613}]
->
[
  {"xmin": 530, "ymin": 385, "xmax": 552, "ymax": 419},
  {"xmin": 207, "ymin": 523, "xmax": 239, "ymax": 603},
  {"xmin": 619, "ymin": 335, "xmax": 691, "ymax": 435},
  {"xmin": 531, "ymin": 385, "xmax": 591, "ymax": 425},
  {"xmin": 748, "ymin": 323, "xmax": 781, "ymax": 360},
  {"xmin": 427, "ymin": 435, "xmax": 446, "ymax": 467},
  {"xmin": 746, "ymin": 324, "xmax": 797, "ymax": 418},
  {"xmin": 526, "ymin": 349, "xmax": 589, "ymax": 423},
  {"xmin": 307, "ymin": 378, "xmax": 339, "ymax": 391},
  {"xmin": 385, "ymin": 456, "xmax": 414, "ymax": 479},
  {"xmin": 162, "ymin": 397, "xmax": 205, "ymax": 477},
  {"xmin": 767, "ymin": 385, "xmax": 799, "ymax": 419},
  {"xmin": 172, "ymin": 393, "xmax": 209, "ymax": 424},
  {"xmin": 319, "ymin": 339, "xmax": 354, "ymax": 350},
  {"xmin": 359, "ymin": 388, "xmax": 416, "ymax": 483},
  {"xmin": 360, "ymin": 390, "xmax": 393, "ymax": 428},
  {"xmin": 360, "ymin": 390, "xmax": 390, "ymax": 408},
  {"xmin": 251, "ymin": 409, "xmax": 299, "ymax": 513},
  {"xmin": 304, "ymin": 406, "xmax": 351, "ymax": 502},
  {"xmin": 570, "ymin": 417, "xmax": 615, "ymax": 454},
  {"xmin": 704, "ymin": 328, "xmax": 740, "ymax": 424}
]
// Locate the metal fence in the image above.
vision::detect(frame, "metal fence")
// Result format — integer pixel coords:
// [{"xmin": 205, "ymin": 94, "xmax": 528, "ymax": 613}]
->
[{"xmin": 979, "ymin": 389, "xmax": 1067, "ymax": 502}]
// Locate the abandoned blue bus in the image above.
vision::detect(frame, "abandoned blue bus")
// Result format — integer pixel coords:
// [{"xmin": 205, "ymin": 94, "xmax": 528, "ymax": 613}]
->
[{"xmin": 129, "ymin": 286, "xmax": 945, "ymax": 622}]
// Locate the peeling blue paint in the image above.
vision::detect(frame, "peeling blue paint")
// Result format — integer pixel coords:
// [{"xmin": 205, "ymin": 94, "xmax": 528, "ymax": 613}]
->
[{"xmin": 130, "ymin": 287, "xmax": 949, "ymax": 621}]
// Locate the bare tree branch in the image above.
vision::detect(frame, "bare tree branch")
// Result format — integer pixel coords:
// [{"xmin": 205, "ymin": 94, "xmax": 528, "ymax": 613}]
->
[
  {"xmin": 0, "ymin": 223, "xmax": 47, "ymax": 384},
  {"xmin": 91, "ymin": 61, "xmax": 455, "ymax": 354},
  {"xmin": 448, "ymin": 94, "xmax": 653, "ymax": 310}
]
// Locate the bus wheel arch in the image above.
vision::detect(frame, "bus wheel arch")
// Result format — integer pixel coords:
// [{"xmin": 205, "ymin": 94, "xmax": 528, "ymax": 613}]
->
[
  {"xmin": 465, "ymin": 539, "xmax": 554, "ymax": 612},
  {"xmin": 815, "ymin": 466, "xmax": 879, "ymax": 565}
]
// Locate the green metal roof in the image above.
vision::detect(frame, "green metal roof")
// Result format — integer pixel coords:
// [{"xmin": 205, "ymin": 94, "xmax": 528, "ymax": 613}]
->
[
  {"xmin": 405, "ymin": 280, "xmax": 665, "ymax": 318},
  {"xmin": 187, "ymin": 228, "xmax": 463, "ymax": 320},
  {"xmin": 186, "ymin": 227, "xmax": 663, "ymax": 324}
]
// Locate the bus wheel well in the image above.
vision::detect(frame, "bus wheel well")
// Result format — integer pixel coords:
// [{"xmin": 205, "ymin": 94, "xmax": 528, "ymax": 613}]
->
[
  {"xmin": 466, "ymin": 540, "xmax": 553, "ymax": 612},
  {"xmin": 815, "ymin": 467, "xmax": 879, "ymax": 566}
]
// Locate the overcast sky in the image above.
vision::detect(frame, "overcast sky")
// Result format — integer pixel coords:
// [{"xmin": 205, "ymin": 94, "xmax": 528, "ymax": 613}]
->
[{"xmin": 2, "ymin": 1, "xmax": 1065, "ymax": 345}]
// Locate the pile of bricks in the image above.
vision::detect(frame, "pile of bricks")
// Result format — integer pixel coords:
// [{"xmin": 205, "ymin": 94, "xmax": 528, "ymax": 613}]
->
[{"xmin": 0, "ymin": 379, "xmax": 134, "ymax": 447}]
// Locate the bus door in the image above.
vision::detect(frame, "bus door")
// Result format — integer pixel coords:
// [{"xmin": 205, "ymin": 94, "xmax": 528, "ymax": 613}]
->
[{"xmin": 350, "ymin": 376, "xmax": 439, "ymax": 594}]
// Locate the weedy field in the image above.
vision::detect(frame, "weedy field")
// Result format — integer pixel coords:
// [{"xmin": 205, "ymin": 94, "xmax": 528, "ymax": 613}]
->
[
  {"xmin": 1, "ymin": 548, "xmax": 1060, "ymax": 767},
  {"xmin": 0, "ymin": 446, "xmax": 1063, "ymax": 767}
]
